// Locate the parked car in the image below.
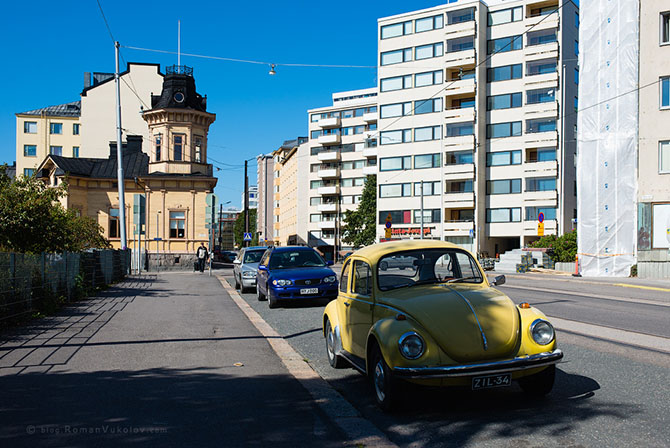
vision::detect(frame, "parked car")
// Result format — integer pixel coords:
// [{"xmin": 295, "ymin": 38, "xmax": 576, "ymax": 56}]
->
[
  {"xmin": 323, "ymin": 240, "xmax": 563, "ymax": 411},
  {"xmin": 233, "ymin": 246, "xmax": 269, "ymax": 293},
  {"xmin": 256, "ymin": 246, "xmax": 338, "ymax": 309}
]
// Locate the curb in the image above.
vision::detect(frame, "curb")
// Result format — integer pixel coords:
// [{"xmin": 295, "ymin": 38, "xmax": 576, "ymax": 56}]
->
[{"xmin": 216, "ymin": 276, "xmax": 397, "ymax": 448}]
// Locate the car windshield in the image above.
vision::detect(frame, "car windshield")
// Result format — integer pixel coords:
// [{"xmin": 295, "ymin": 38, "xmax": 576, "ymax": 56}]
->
[
  {"xmin": 268, "ymin": 250, "xmax": 326, "ymax": 269},
  {"xmin": 377, "ymin": 248, "xmax": 483, "ymax": 291},
  {"xmin": 243, "ymin": 250, "xmax": 266, "ymax": 263}
]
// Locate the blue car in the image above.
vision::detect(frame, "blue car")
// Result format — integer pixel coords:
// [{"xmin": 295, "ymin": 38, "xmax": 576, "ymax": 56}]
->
[{"xmin": 256, "ymin": 246, "xmax": 338, "ymax": 309}]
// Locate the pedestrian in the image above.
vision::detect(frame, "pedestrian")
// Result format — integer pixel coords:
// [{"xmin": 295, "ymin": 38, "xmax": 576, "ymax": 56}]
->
[{"xmin": 196, "ymin": 243, "xmax": 209, "ymax": 272}]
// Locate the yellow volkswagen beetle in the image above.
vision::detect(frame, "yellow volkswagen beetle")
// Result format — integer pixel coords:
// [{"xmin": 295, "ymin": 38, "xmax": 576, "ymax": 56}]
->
[{"xmin": 323, "ymin": 240, "xmax": 563, "ymax": 410}]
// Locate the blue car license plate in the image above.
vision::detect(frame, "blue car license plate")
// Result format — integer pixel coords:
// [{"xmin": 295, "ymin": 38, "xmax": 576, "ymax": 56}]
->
[
  {"xmin": 300, "ymin": 288, "xmax": 319, "ymax": 295},
  {"xmin": 472, "ymin": 373, "xmax": 511, "ymax": 390}
]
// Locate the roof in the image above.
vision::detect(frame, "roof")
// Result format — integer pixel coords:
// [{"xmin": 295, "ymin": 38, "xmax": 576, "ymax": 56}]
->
[
  {"xmin": 18, "ymin": 101, "xmax": 81, "ymax": 117},
  {"xmin": 47, "ymin": 152, "xmax": 149, "ymax": 179},
  {"xmin": 280, "ymin": 137, "xmax": 308, "ymax": 149}
]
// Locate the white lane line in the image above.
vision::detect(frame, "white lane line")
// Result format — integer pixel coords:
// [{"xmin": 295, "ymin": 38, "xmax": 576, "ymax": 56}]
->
[
  {"xmin": 498, "ymin": 284, "xmax": 670, "ymax": 307},
  {"xmin": 216, "ymin": 276, "xmax": 397, "ymax": 448},
  {"xmin": 551, "ymin": 317, "xmax": 670, "ymax": 353}
]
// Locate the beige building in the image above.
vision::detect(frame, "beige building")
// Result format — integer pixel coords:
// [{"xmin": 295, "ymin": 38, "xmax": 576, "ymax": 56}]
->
[
  {"xmin": 272, "ymin": 138, "xmax": 308, "ymax": 246},
  {"xmin": 15, "ymin": 102, "xmax": 81, "ymax": 177},
  {"xmin": 256, "ymin": 153, "xmax": 275, "ymax": 244},
  {"xmin": 637, "ymin": 2, "xmax": 670, "ymax": 277},
  {"xmin": 307, "ymin": 88, "xmax": 378, "ymax": 260},
  {"xmin": 377, "ymin": 0, "xmax": 579, "ymax": 257}
]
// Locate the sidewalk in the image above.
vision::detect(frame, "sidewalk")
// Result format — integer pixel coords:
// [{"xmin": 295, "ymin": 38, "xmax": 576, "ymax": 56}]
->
[{"xmin": 0, "ymin": 272, "xmax": 346, "ymax": 447}]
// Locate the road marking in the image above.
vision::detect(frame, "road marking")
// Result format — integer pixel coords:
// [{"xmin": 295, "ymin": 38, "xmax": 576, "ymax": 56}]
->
[
  {"xmin": 550, "ymin": 317, "xmax": 670, "ymax": 354},
  {"xmin": 613, "ymin": 283, "xmax": 670, "ymax": 292},
  {"xmin": 498, "ymin": 284, "xmax": 670, "ymax": 308},
  {"xmin": 216, "ymin": 276, "xmax": 396, "ymax": 448}
]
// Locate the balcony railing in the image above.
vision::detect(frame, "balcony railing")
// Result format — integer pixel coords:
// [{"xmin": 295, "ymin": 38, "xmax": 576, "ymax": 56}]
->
[{"xmin": 166, "ymin": 65, "xmax": 193, "ymax": 76}]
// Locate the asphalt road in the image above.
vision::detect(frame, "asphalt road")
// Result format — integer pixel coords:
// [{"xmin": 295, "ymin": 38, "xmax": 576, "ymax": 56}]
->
[{"xmin": 224, "ymin": 271, "xmax": 670, "ymax": 448}]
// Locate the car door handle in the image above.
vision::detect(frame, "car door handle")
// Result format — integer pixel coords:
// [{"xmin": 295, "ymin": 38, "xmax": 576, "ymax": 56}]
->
[{"xmin": 344, "ymin": 301, "xmax": 350, "ymax": 307}]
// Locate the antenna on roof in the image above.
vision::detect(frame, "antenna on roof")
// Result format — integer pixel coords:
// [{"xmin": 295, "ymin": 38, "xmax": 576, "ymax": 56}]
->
[{"xmin": 178, "ymin": 20, "xmax": 181, "ymax": 66}]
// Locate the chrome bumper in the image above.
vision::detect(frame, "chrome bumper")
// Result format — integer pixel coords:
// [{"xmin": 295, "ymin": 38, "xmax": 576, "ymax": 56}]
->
[{"xmin": 393, "ymin": 349, "xmax": 563, "ymax": 379}]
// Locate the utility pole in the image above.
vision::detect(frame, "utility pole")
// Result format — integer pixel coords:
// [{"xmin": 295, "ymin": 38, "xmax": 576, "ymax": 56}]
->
[
  {"xmin": 114, "ymin": 41, "xmax": 127, "ymax": 250},
  {"xmin": 218, "ymin": 203, "xmax": 223, "ymax": 249},
  {"xmin": 244, "ymin": 159, "xmax": 249, "ymax": 247}
]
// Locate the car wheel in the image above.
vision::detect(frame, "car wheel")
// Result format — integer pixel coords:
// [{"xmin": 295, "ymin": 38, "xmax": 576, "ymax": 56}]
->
[
  {"xmin": 268, "ymin": 293, "xmax": 279, "ymax": 309},
  {"xmin": 257, "ymin": 284, "xmax": 266, "ymax": 301},
  {"xmin": 325, "ymin": 320, "xmax": 347, "ymax": 369},
  {"xmin": 519, "ymin": 365, "xmax": 556, "ymax": 397},
  {"xmin": 370, "ymin": 343, "xmax": 399, "ymax": 411},
  {"xmin": 234, "ymin": 274, "xmax": 240, "ymax": 290},
  {"xmin": 379, "ymin": 261, "xmax": 388, "ymax": 271}
]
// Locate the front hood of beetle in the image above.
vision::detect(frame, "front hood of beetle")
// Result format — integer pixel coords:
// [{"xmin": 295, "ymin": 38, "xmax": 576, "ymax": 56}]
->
[{"xmin": 380, "ymin": 285, "xmax": 520, "ymax": 363}]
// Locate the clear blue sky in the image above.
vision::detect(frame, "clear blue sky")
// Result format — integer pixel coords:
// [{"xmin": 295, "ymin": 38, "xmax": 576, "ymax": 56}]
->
[{"xmin": 0, "ymin": 0, "xmax": 444, "ymax": 208}]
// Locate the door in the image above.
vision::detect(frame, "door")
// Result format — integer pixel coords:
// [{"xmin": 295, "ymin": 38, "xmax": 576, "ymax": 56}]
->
[{"xmin": 343, "ymin": 259, "xmax": 374, "ymax": 358}]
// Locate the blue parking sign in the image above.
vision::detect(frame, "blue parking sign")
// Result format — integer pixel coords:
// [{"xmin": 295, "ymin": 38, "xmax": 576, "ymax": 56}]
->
[{"xmin": 243, "ymin": 233, "xmax": 252, "ymax": 241}]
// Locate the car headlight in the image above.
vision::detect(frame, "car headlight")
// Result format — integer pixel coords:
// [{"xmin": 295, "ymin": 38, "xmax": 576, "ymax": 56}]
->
[
  {"xmin": 530, "ymin": 319, "xmax": 555, "ymax": 345},
  {"xmin": 242, "ymin": 271, "xmax": 256, "ymax": 278},
  {"xmin": 323, "ymin": 275, "xmax": 337, "ymax": 283},
  {"xmin": 398, "ymin": 332, "xmax": 425, "ymax": 360},
  {"xmin": 272, "ymin": 279, "xmax": 293, "ymax": 286}
]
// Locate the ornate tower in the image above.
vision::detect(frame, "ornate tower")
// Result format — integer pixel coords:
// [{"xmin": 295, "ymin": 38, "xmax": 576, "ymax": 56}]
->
[{"xmin": 142, "ymin": 65, "xmax": 216, "ymax": 175}]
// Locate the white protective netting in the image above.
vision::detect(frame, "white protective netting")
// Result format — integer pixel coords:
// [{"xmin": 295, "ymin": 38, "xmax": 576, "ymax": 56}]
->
[{"xmin": 577, "ymin": 0, "xmax": 639, "ymax": 276}]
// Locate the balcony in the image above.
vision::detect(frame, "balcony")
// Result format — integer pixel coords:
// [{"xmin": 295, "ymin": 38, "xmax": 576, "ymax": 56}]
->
[
  {"xmin": 524, "ymin": 101, "xmax": 558, "ymax": 118},
  {"xmin": 523, "ymin": 219, "xmax": 557, "ymax": 236},
  {"xmin": 525, "ymin": 130, "xmax": 558, "ymax": 148},
  {"xmin": 444, "ymin": 220, "xmax": 474, "ymax": 237},
  {"xmin": 444, "ymin": 163, "xmax": 475, "ymax": 180},
  {"xmin": 444, "ymin": 107, "xmax": 476, "ymax": 124},
  {"xmin": 318, "ymin": 168, "xmax": 340, "ymax": 179},
  {"xmin": 444, "ymin": 134, "xmax": 476, "ymax": 151},
  {"xmin": 318, "ymin": 117, "xmax": 340, "ymax": 128},
  {"xmin": 362, "ymin": 147, "xmax": 378, "ymax": 158},
  {"xmin": 317, "ymin": 151, "xmax": 340, "ymax": 162},
  {"xmin": 524, "ymin": 189, "xmax": 558, "ymax": 206},
  {"xmin": 318, "ymin": 185, "xmax": 340, "ymax": 195},
  {"xmin": 524, "ymin": 160, "xmax": 558, "ymax": 177},
  {"xmin": 362, "ymin": 165, "xmax": 377, "ymax": 175},
  {"xmin": 444, "ymin": 192, "xmax": 475, "ymax": 208},
  {"xmin": 488, "ymin": 222, "xmax": 523, "ymax": 237},
  {"xmin": 444, "ymin": 49, "xmax": 476, "ymax": 69},
  {"xmin": 444, "ymin": 20, "xmax": 476, "ymax": 40},
  {"xmin": 445, "ymin": 78, "xmax": 476, "ymax": 96},
  {"xmin": 363, "ymin": 112, "xmax": 378, "ymax": 123},
  {"xmin": 319, "ymin": 220, "xmax": 337, "ymax": 229},
  {"xmin": 318, "ymin": 134, "xmax": 341, "ymax": 145},
  {"xmin": 320, "ymin": 237, "xmax": 335, "ymax": 245},
  {"xmin": 524, "ymin": 41, "xmax": 559, "ymax": 61},
  {"xmin": 318, "ymin": 203, "xmax": 338, "ymax": 213},
  {"xmin": 525, "ymin": 12, "xmax": 559, "ymax": 31},
  {"xmin": 524, "ymin": 71, "xmax": 559, "ymax": 88}
]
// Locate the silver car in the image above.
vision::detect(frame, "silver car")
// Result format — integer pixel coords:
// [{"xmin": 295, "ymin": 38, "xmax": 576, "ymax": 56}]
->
[{"xmin": 233, "ymin": 246, "xmax": 269, "ymax": 293}]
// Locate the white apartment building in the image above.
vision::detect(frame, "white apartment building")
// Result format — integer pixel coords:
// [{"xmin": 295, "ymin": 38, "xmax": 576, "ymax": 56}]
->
[
  {"xmin": 256, "ymin": 153, "xmax": 275, "ymax": 244},
  {"xmin": 376, "ymin": 0, "xmax": 579, "ymax": 257},
  {"xmin": 242, "ymin": 185, "xmax": 258, "ymax": 210},
  {"xmin": 307, "ymin": 88, "xmax": 378, "ymax": 261}
]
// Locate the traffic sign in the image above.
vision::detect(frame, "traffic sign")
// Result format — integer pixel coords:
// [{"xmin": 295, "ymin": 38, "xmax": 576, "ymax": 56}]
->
[
  {"xmin": 538, "ymin": 212, "xmax": 545, "ymax": 223},
  {"xmin": 538, "ymin": 222, "xmax": 545, "ymax": 236},
  {"xmin": 385, "ymin": 221, "xmax": 392, "ymax": 229},
  {"xmin": 385, "ymin": 213, "xmax": 392, "ymax": 223},
  {"xmin": 385, "ymin": 228, "xmax": 392, "ymax": 239},
  {"xmin": 243, "ymin": 232, "xmax": 252, "ymax": 241}
]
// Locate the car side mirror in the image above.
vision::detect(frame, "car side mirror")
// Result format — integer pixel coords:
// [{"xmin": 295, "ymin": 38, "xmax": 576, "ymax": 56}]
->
[
  {"xmin": 326, "ymin": 260, "xmax": 334, "ymax": 266},
  {"xmin": 491, "ymin": 275, "xmax": 505, "ymax": 286},
  {"xmin": 233, "ymin": 259, "xmax": 241, "ymax": 265},
  {"xmin": 258, "ymin": 265, "xmax": 268, "ymax": 271}
]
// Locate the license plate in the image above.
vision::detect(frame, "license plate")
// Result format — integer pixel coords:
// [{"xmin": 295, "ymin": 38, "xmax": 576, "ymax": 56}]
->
[
  {"xmin": 300, "ymin": 288, "xmax": 319, "ymax": 295},
  {"xmin": 472, "ymin": 373, "xmax": 511, "ymax": 390}
]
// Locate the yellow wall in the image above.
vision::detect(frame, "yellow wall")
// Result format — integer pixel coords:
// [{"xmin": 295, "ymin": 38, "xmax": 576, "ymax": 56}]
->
[{"xmin": 16, "ymin": 115, "xmax": 80, "ymax": 177}]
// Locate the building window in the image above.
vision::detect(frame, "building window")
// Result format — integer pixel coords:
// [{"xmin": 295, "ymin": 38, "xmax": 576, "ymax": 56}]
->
[
  {"xmin": 526, "ymin": 118, "xmax": 557, "ymax": 134},
  {"xmin": 527, "ymin": 88, "xmax": 556, "ymax": 104},
  {"xmin": 661, "ymin": 77, "xmax": 670, "ymax": 108},
  {"xmin": 109, "ymin": 208, "xmax": 120, "ymax": 238},
  {"xmin": 50, "ymin": 146, "xmax": 62, "ymax": 156},
  {"xmin": 487, "ymin": 122, "xmax": 522, "ymax": 138},
  {"xmin": 414, "ymin": 126, "xmax": 442, "ymax": 142},
  {"xmin": 380, "ymin": 48, "xmax": 412, "ymax": 66},
  {"xmin": 575, "ymin": 40, "xmax": 579, "ymax": 56},
  {"xmin": 380, "ymin": 129, "xmax": 411, "ymax": 145},
  {"xmin": 173, "ymin": 135, "xmax": 183, "ymax": 161},
  {"xmin": 155, "ymin": 135, "xmax": 162, "ymax": 161},
  {"xmin": 527, "ymin": 29, "xmax": 557, "ymax": 47},
  {"xmin": 414, "ymin": 181, "xmax": 440, "ymax": 196},
  {"xmin": 380, "ymin": 102, "xmax": 412, "ymax": 118},
  {"xmin": 486, "ymin": 208, "xmax": 521, "ymax": 223},
  {"xmin": 415, "ymin": 14, "xmax": 443, "ymax": 33},
  {"xmin": 526, "ymin": 177, "xmax": 557, "ymax": 192},
  {"xmin": 525, "ymin": 207, "xmax": 557, "ymax": 221},
  {"xmin": 487, "ymin": 150, "xmax": 521, "ymax": 166},
  {"xmin": 23, "ymin": 168, "xmax": 35, "ymax": 177},
  {"xmin": 574, "ymin": 68, "xmax": 579, "ymax": 84},
  {"xmin": 447, "ymin": 37, "xmax": 475, "ymax": 53},
  {"xmin": 24, "ymin": 121, "xmax": 37, "ymax": 133},
  {"xmin": 575, "ymin": 12, "xmax": 579, "ymax": 28},
  {"xmin": 487, "ymin": 92, "xmax": 522, "ymax": 110},
  {"xmin": 73, "ymin": 123, "xmax": 80, "ymax": 135},
  {"xmin": 414, "ymin": 98, "xmax": 443, "ymax": 115},
  {"xmin": 23, "ymin": 145, "xmax": 37, "ymax": 157},
  {"xmin": 413, "ymin": 209, "xmax": 441, "ymax": 224},
  {"xmin": 414, "ymin": 153, "xmax": 441, "ymax": 169},
  {"xmin": 660, "ymin": 141, "xmax": 670, "ymax": 173},
  {"xmin": 527, "ymin": 148, "xmax": 557, "ymax": 162},
  {"xmin": 415, "ymin": 70, "xmax": 443, "ymax": 87},
  {"xmin": 445, "ymin": 180, "xmax": 473, "ymax": 193},
  {"xmin": 446, "ymin": 122, "xmax": 474, "ymax": 137},
  {"xmin": 380, "ymin": 20, "xmax": 412, "ymax": 39},
  {"xmin": 487, "ymin": 179, "xmax": 521, "ymax": 194},
  {"xmin": 526, "ymin": 59, "xmax": 557, "ymax": 76},
  {"xmin": 379, "ymin": 156, "xmax": 411, "ymax": 171},
  {"xmin": 380, "ymin": 183, "xmax": 412, "ymax": 198},
  {"xmin": 50, "ymin": 123, "xmax": 62, "ymax": 134},
  {"xmin": 310, "ymin": 180, "xmax": 323, "ymax": 189},
  {"xmin": 530, "ymin": 6, "xmax": 558, "ymax": 17},
  {"xmin": 380, "ymin": 75, "xmax": 412, "ymax": 92},
  {"xmin": 488, "ymin": 64, "xmax": 522, "ymax": 82},
  {"xmin": 662, "ymin": 12, "xmax": 670, "ymax": 44},
  {"xmin": 169, "ymin": 211, "xmax": 186, "ymax": 238},
  {"xmin": 488, "ymin": 7, "xmax": 522, "ymax": 26},
  {"xmin": 72, "ymin": 146, "xmax": 79, "ymax": 158},
  {"xmin": 415, "ymin": 42, "xmax": 443, "ymax": 60},
  {"xmin": 447, "ymin": 8, "xmax": 474, "ymax": 25},
  {"xmin": 379, "ymin": 210, "xmax": 412, "ymax": 225},
  {"xmin": 194, "ymin": 136, "xmax": 203, "ymax": 162},
  {"xmin": 487, "ymin": 35, "xmax": 522, "ymax": 54},
  {"xmin": 445, "ymin": 151, "xmax": 473, "ymax": 165}
]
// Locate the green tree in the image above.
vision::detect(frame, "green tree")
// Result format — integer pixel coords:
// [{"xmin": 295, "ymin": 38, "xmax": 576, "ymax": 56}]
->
[
  {"xmin": 234, "ymin": 208, "xmax": 258, "ymax": 247},
  {"xmin": 0, "ymin": 166, "xmax": 110, "ymax": 253},
  {"xmin": 529, "ymin": 230, "xmax": 577, "ymax": 262},
  {"xmin": 341, "ymin": 175, "xmax": 377, "ymax": 248}
]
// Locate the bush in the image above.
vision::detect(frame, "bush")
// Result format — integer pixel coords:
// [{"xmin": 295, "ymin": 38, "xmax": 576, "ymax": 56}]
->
[{"xmin": 529, "ymin": 231, "xmax": 577, "ymax": 263}]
